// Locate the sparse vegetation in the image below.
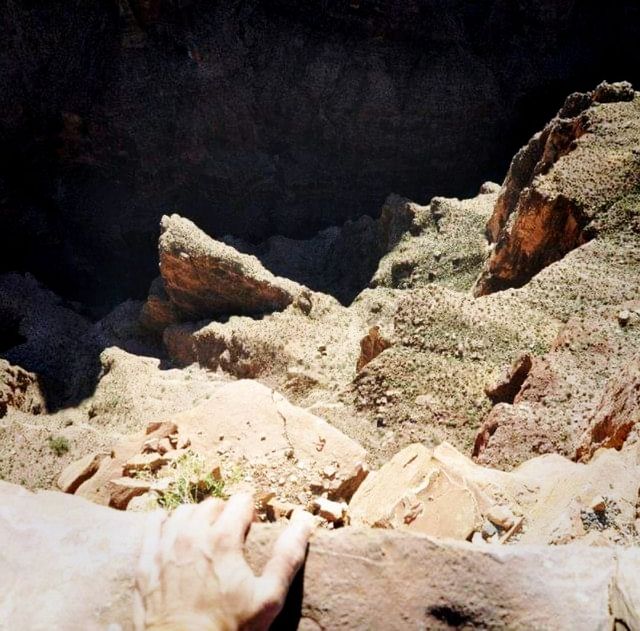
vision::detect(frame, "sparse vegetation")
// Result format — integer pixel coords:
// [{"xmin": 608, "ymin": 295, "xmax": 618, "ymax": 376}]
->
[
  {"xmin": 48, "ymin": 436, "xmax": 70, "ymax": 456},
  {"xmin": 158, "ymin": 451, "xmax": 228, "ymax": 510}
]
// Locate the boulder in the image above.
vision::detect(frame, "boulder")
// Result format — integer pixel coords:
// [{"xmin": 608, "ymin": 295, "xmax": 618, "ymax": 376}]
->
[
  {"xmin": 69, "ymin": 380, "xmax": 368, "ymax": 508},
  {"xmin": 351, "ymin": 441, "xmax": 640, "ymax": 546},
  {"xmin": 57, "ymin": 453, "xmax": 107, "ymax": 494},
  {"xmin": 152, "ymin": 214, "xmax": 303, "ymax": 321},
  {"xmin": 1, "ymin": 481, "xmax": 639, "ymax": 630},
  {"xmin": 350, "ymin": 443, "xmax": 487, "ymax": 540}
]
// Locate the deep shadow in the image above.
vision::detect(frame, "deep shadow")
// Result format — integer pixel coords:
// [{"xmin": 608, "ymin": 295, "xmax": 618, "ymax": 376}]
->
[
  {"xmin": 0, "ymin": 309, "xmax": 26, "ymax": 353},
  {"xmin": 0, "ymin": 276, "xmax": 169, "ymax": 412},
  {"xmin": 271, "ymin": 556, "xmax": 306, "ymax": 630},
  {"xmin": 1, "ymin": 1, "xmax": 639, "ymax": 314},
  {"xmin": 427, "ymin": 604, "xmax": 476, "ymax": 628}
]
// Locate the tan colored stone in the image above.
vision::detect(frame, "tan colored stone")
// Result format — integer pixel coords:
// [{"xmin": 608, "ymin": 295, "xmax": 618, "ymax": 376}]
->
[
  {"xmin": 145, "ymin": 421, "xmax": 178, "ymax": 437},
  {"xmin": 126, "ymin": 492, "xmax": 159, "ymax": 512},
  {"xmin": 122, "ymin": 453, "xmax": 168, "ymax": 476},
  {"xmin": 311, "ymin": 497, "xmax": 348, "ymax": 524},
  {"xmin": 106, "ymin": 477, "xmax": 153, "ymax": 510},
  {"xmin": 2, "ymin": 481, "xmax": 638, "ymax": 630},
  {"xmin": 486, "ymin": 504, "xmax": 516, "ymax": 530},
  {"xmin": 264, "ymin": 499, "xmax": 298, "ymax": 522},
  {"xmin": 350, "ymin": 443, "xmax": 484, "ymax": 540},
  {"xmin": 57, "ymin": 453, "xmax": 107, "ymax": 494},
  {"xmin": 352, "ymin": 441, "xmax": 640, "ymax": 546},
  {"xmin": 70, "ymin": 380, "xmax": 366, "ymax": 509}
]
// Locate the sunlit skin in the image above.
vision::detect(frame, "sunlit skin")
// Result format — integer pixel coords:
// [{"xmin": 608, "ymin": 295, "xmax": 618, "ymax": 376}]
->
[{"xmin": 134, "ymin": 493, "xmax": 314, "ymax": 631}]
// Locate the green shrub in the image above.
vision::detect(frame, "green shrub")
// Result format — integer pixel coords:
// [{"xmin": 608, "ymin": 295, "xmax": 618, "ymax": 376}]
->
[
  {"xmin": 48, "ymin": 436, "xmax": 70, "ymax": 456},
  {"xmin": 158, "ymin": 451, "xmax": 228, "ymax": 510}
]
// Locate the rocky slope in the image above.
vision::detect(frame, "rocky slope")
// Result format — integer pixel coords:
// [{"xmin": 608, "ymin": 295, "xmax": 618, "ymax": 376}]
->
[{"xmin": 1, "ymin": 81, "xmax": 640, "ymax": 624}]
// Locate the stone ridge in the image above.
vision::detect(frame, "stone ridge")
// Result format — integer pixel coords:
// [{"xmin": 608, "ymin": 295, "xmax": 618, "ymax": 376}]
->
[{"xmin": 475, "ymin": 81, "xmax": 640, "ymax": 296}]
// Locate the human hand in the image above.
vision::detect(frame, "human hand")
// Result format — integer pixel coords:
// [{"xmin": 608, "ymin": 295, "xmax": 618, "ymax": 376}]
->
[{"xmin": 134, "ymin": 493, "xmax": 314, "ymax": 630}]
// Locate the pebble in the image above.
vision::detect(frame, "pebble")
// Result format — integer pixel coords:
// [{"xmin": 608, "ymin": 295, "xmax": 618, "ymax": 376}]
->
[
  {"xmin": 322, "ymin": 465, "xmax": 337, "ymax": 479},
  {"xmin": 482, "ymin": 520, "xmax": 498, "ymax": 539},
  {"xmin": 312, "ymin": 497, "xmax": 348, "ymax": 523},
  {"xmin": 617, "ymin": 309, "xmax": 631, "ymax": 327},
  {"xmin": 487, "ymin": 505, "xmax": 516, "ymax": 530},
  {"xmin": 590, "ymin": 495, "xmax": 606, "ymax": 513}
]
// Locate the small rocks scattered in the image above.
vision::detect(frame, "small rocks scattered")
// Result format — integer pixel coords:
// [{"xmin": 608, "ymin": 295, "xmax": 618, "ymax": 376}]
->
[
  {"xmin": 487, "ymin": 505, "xmax": 516, "ymax": 530},
  {"xmin": 311, "ymin": 497, "xmax": 349, "ymax": 526}
]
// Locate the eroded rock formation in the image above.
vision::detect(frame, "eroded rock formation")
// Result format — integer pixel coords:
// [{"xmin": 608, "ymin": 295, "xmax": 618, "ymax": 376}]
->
[
  {"xmin": 475, "ymin": 82, "xmax": 640, "ymax": 296},
  {"xmin": 153, "ymin": 214, "xmax": 303, "ymax": 321},
  {"xmin": 1, "ymin": 78, "xmax": 640, "ymax": 624},
  {"xmin": 576, "ymin": 356, "xmax": 640, "ymax": 462},
  {"xmin": 350, "ymin": 441, "xmax": 640, "ymax": 546},
  {"xmin": 63, "ymin": 380, "xmax": 368, "ymax": 510},
  {"xmin": 0, "ymin": 360, "xmax": 45, "ymax": 418}
]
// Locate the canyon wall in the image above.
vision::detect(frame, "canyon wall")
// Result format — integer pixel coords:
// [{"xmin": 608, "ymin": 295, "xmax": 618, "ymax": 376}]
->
[{"xmin": 1, "ymin": 0, "xmax": 639, "ymax": 310}]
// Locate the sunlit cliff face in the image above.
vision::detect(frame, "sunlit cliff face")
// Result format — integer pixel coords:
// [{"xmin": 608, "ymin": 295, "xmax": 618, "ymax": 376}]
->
[{"xmin": 1, "ymin": 0, "xmax": 639, "ymax": 313}]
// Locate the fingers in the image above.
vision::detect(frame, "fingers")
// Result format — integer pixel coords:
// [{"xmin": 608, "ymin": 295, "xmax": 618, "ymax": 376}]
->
[
  {"xmin": 258, "ymin": 510, "xmax": 315, "ymax": 607},
  {"xmin": 136, "ymin": 509, "xmax": 167, "ymax": 594},
  {"xmin": 191, "ymin": 496, "xmax": 226, "ymax": 527},
  {"xmin": 209, "ymin": 492, "xmax": 256, "ymax": 550}
]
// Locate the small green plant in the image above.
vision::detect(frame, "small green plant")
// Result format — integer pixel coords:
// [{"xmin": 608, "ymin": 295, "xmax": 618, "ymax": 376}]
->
[
  {"xmin": 158, "ymin": 451, "xmax": 228, "ymax": 510},
  {"xmin": 48, "ymin": 436, "xmax": 70, "ymax": 456}
]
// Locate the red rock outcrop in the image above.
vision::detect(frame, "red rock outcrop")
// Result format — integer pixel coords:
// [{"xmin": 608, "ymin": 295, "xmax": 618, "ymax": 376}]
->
[
  {"xmin": 473, "ymin": 304, "xmax": 640, "ymax": 470},
  {"xmin": 475, "ymin": 82, "xmax": 640, "ymax": 296},
  {"xmin": 356, "ymin": 325, "xmax": 392, "ymax": 372},
  {"xmin": 576, "ymin": 356, "xmax": 640, "ymax": 462},
  {"xmin": 150, "ymin": 214, "xmax": 303, "ymax": 323}
]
